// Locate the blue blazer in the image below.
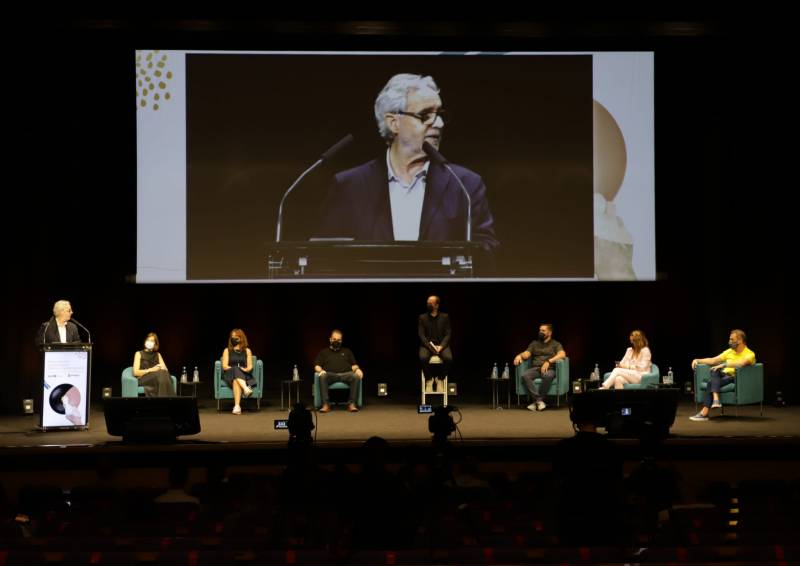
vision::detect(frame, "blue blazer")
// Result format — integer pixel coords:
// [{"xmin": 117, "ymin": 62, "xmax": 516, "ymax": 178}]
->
[{"xmin": 319, "ymin": 157, "xmax": 499, "ymax": 252}]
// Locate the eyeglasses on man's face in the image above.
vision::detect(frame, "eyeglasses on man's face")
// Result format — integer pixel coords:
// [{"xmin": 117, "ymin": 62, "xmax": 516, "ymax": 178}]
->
[{"xmin": 395, "ymin": 108, "xmax": 447, "ymax": 126}]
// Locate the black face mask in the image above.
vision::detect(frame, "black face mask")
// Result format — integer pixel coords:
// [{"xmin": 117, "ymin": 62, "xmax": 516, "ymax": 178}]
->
[
  {"xmin": 728, "ymin": 341, "xmax": 737, "ymax": 349},
  {"xmin": 538, "ymin": 333, "xmax": 547, "ymax": 341},
  {"xmin": 231, "ymin": 337, "xmax": 241, "ymax": 345},
  {"xmin": 330, "ymin": 340, "xmax": 342, "ymax": 350}
]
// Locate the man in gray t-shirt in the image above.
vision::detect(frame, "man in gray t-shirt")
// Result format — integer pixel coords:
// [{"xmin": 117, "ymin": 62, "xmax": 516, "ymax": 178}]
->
[{"xmin": 513, "ymin": 323, "xmax": 567, "ymax": 411}]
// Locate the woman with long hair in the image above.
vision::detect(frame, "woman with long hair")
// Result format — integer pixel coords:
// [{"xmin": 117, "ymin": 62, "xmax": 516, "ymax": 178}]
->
[
  {"xmin": 600, "ymin": 330, "xmax": 652, "ymax": 390},
  {"xmin": 221, "ymin": 328, "xmax": 255, "ymax": 415}
]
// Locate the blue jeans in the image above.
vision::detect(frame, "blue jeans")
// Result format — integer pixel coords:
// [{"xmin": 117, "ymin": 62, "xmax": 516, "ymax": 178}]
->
[{"xmin": 703, "ymin": 369, "xmax": 734, "ymax": 408}]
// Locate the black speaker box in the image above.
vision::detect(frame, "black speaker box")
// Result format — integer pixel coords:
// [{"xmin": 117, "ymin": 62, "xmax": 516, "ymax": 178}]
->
[
  {"xmin": 569, "ymin": 388, "xmax": 679, "ymax": 438},
  {"xmin": 104, "ymin": 397, "xmax": 201, "ymax": 442}
]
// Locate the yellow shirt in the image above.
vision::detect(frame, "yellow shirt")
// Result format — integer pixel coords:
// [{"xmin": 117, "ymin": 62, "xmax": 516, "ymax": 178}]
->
[{"xmin": 717, "ymin": 346, "xmax": 756, "ymax": 376}]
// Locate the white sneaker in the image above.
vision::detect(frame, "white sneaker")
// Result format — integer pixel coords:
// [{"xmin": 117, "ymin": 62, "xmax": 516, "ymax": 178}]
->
[
  {"xmin": 711, "ymin": 400, "xmax": 722, "ymax": 409},
  {"xmin": 242, "ymin": 384, "xmax": 253, "ymax": 397},
  {"xmin": 536, "ymin": 401, "xmax": 546, "ymax": 411},
  {"xmin": 232, "ymin": 405, "xmax": 242, "ymax": 415},
  {"xmin": 527, "ymin": 402, "xmax": 538, "ymax": 411},
  {"xmin": 689, "ymin": 412, "xmax": 708, "ymax": 421}
]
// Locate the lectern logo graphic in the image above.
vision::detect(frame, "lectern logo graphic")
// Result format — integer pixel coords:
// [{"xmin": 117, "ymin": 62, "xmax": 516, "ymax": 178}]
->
[{"xmin": 135, "ymin": 50, "xmax": 173, "ymax": 111}]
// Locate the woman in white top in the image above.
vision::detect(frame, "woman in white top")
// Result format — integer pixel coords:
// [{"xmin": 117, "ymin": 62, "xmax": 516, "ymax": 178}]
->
[{"xmin": 600, "ymin": 330, "xmax": 652, "ymax": 389}]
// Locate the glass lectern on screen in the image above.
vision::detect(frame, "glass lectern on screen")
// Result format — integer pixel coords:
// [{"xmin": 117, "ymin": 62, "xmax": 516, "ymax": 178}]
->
[{"xmin": 136, "ymin": 51, "xmax": 653, "ymax": 282}]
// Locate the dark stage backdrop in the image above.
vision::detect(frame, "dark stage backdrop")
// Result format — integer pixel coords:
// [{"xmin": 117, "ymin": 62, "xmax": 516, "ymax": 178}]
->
[{"xmin": 5, "ymin": 20, "xmax": 788, "ymax": 415}]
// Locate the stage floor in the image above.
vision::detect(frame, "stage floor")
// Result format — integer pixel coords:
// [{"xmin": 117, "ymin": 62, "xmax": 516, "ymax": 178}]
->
[{"xmin": 1, "ymin": 400, "xmax": 796, "ymax": 448}]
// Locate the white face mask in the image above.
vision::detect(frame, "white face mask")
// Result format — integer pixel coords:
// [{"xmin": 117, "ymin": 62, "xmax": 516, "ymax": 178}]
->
[{"xmin": 145, "ymin": 341, "xmax": 156, "ymax": 350}]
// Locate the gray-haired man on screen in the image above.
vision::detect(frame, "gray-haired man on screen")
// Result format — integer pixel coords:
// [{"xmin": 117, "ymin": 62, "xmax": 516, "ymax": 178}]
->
[{"xmin": 320, "ymin": 73, "xmax": 498, "ymax": 251}]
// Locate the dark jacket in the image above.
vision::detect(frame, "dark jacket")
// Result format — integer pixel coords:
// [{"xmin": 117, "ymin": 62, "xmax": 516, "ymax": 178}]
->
[
  {"xmin": 320, "ymin": 157, "xmax": 499, "ymax": 252},
  {"xmin": 35, "ymin": 317, "xmax": 81, "ymax": 347},
  {"xmin": 418, "ymin": 312, "xmax": 452, "ymax": 350}
]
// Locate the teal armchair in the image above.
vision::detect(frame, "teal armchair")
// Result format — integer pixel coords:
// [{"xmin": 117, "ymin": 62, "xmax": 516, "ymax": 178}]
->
[
  {"xmin": 121, "ymin": 366, "xmax": 177, "ymax": 397},
  {"xmin": 694, "ymin": 363, "xmax": 764, "ymax": 416},
  {"xmin": 515, "ymin": 357, "xmax": 570, "ymax": 407},
  {"xmin": 214, "ymin": 356, "xmax": 264, "ymax": 411},
  {"xmin": 313, "ymin": 372, "xmax": 363, "ymax": 409},
  {"xmin": 603, "ymin": 363, "xmax": 660, "ymax": 390}
]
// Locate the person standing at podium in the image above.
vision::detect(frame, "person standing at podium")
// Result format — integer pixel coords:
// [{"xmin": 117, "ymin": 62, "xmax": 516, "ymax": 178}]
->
[
  {"xmin": 35, "ymin": 300, "xmax": 81, "ymax": 345},
  {"xmin": 132, "ymin": 332, "xmax": 174, "ymax": 397},
  {"xmin": 319, "ymin": 73, "xmax": 498, "ymax": 251}
]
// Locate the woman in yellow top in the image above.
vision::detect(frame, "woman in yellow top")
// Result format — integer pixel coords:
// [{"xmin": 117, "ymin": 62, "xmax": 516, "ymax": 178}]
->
[{"xmin": 689, "ymin": 329, "xmax": 756, "ymax": 421}]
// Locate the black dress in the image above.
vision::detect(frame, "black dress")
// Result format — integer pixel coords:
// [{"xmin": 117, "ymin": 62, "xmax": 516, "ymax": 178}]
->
[
  {"xmin": 223, "ymin": 348, "xmax": 256, "ymax": 388},
  {"xmin": 138, "ymin": 350, "xmax": 174, "ymax": 397}
]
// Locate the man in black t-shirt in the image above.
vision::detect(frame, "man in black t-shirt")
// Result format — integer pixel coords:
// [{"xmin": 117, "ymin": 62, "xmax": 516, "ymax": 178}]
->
[
  {"xmin": 314, "ymin": 329, "xmax": 363, "ymax": 413},
  {"xmin": 513, "ymin": 323, "xmax": 567, "ymax": 411}
]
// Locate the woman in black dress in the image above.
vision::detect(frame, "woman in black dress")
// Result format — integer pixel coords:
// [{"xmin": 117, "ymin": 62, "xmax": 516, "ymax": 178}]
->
[
  {"xmin": 222, "ymin": 328, "xmax": 255, "ymax": 415},
  {"xmin": 133, "ymin": 332, "xmax": 174, "ymax": 397}
]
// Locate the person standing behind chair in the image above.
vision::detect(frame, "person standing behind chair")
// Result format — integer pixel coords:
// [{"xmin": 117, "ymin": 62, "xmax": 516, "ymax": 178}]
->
[
  {"xmin": 35, "ymin": 300, "xmax": 81, "ymax": 346},
  {"xmin": 689, "ymin": 329, "xmax": 755, "ymax": 421},
  {"xmin": 222, "ymin": 328, "xmax": 255, "ymax": 415},
  {"xmin": 314, "ymin": 329, "xmax": 363, "ymax": 413},
  {"xmin": 600, "ymin": 330, "xmax": 652, "ymax": 390},
  {"xmin": 132, "ymin": 332, "xmax": 174, "ymax": 397},
  {"xmin": 418, "ymin": 295, "xmax": 452, "ymax": 392},
  {"xmin": 513, "ymin": 323, "xmax": 567, "ymax": 412}
]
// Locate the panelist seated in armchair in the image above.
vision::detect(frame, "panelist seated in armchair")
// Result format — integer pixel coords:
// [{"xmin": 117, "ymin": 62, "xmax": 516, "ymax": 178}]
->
[
  {"xmin": 221, "ymin": 328, "xmax": 255, "ymax": 415},
  {"xmin": 689, "ymin": 328, "xmax": 756, "ymax": 422},
  {"xmin": 314, "ymin": 329, "xmax": 363, "ymax": 413},
  {"xmin": 513, "ymin": 323, "xmax": 567, "ymax": 412},
  {"xmin": 132, "ymin": 332, "xmax": 174, "ymax": 397},
  {"xmin": 599, "ymin": 330, "xmax": 652, "ymax": 389}
]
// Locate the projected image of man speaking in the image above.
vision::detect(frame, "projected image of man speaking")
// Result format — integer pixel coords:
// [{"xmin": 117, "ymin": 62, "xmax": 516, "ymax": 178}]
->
[{"xmin": 319, "ymin": 73, "xmax": 499, "ymax": 252}]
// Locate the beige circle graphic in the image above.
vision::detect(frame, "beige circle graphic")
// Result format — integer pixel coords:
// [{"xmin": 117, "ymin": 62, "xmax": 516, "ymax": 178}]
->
[{"xmin": 593, "ymin": 100, "xmax": 627, "ymax": 201}]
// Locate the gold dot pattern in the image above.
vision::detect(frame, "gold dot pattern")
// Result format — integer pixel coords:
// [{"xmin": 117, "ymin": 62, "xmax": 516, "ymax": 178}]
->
[{"xmin": 135, "ymin": 50, "xmax": 174, "ymax": 112}]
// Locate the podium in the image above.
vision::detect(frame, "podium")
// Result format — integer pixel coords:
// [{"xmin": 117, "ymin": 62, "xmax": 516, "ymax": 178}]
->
[
  {"xmin": 267, "ymin": 241, "xmax": 488, "ymax": 279},
  {"xmin": 38, "ymin": 343, "xmax": 92, "ymax": 431}
]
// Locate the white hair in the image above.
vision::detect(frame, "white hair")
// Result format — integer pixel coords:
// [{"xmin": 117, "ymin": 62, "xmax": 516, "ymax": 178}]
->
[
  {"xmin": 374, "ymin": 73, "xmax": 439, "ymax": 144},
  {"xmin": 53, "ymin": 300, "xmax": 71, "ymax": 316}
]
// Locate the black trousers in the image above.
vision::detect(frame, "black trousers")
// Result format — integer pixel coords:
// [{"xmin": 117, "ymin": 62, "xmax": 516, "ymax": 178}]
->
[
  {"xmin": 419, "ymin": 347, "xmax": 453, "ymax": 379},
  {"xmin": 319, "ymin": 371, "xmax": 358, "ymax": 405}
]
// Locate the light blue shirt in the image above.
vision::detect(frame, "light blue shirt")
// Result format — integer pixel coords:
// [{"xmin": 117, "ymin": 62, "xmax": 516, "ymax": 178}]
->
[{"xmin": 387, "ymin": 149, "xmax": 429, "ymax": 241}]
